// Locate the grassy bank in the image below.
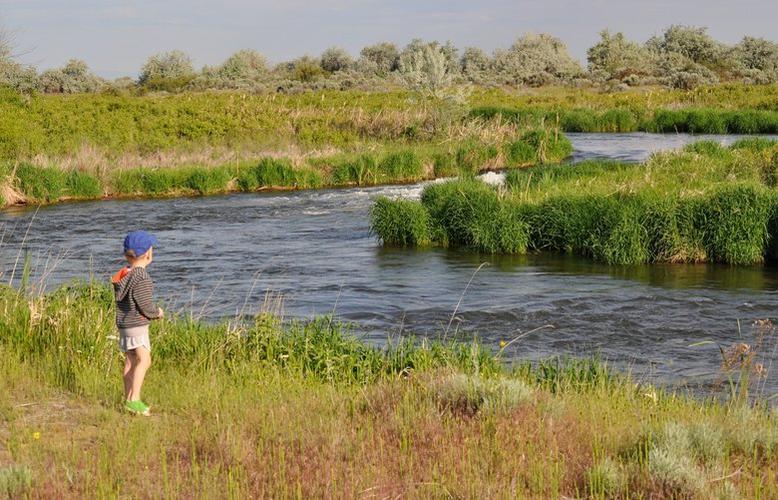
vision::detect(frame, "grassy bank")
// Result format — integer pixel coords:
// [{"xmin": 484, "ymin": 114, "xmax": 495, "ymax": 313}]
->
[
  {"xmin": 1, "ymin": 282, "xmax": 777, "ymax": 497},
  {"xmin": 0, "ymin": 127, "xmax": 572, "ymax": 207},
  {"xmin": 1, "ymin": 84, "xmax": 776, "ymax": 208},
  {"xmin": 372, "ymin": 138, "xmax": 778, "ymax": 265},
  {"xmin": 471, "ymin": 106, "xmax": 778, "ymax": 134}
]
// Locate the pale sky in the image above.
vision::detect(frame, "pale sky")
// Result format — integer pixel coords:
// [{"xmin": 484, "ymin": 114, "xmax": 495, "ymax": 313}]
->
[{"xmin": 1, "ymin": 0, "xmax": 776, "ymax": 78}]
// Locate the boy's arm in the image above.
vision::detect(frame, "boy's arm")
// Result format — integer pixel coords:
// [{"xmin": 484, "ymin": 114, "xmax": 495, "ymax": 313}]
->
[{"xmin": 133, "ymin": 273, "xmax": 162, "ymax": 320}]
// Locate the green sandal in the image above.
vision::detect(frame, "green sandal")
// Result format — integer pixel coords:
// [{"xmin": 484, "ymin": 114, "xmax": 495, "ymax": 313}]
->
[{"xmin": 124, "ymin": 400, "xmax": 151, "ymax": 416}]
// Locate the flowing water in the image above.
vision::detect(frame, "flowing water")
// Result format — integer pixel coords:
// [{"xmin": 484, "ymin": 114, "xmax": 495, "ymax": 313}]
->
[{"xmin": 3, "ymin": 133, "xmax": 778, "ymax": 396}]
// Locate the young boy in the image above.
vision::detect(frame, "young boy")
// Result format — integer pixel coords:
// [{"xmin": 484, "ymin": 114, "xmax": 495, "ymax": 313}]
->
[{"xmin": 112, "ymin": 230, "xmax": 164, "ymax": 416}]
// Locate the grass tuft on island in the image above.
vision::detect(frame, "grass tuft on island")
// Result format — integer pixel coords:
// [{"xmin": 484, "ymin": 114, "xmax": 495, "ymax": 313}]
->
[
  {"xmin": 371, "ymin": 138, "xmax": 778, "ymax": 265},
  {"xmin": 0, "ymin": 282, "xmax": 777, "ymax": 497}
]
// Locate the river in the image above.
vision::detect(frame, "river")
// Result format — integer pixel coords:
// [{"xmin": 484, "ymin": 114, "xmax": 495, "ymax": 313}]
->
[{"xmin": 2, "ymin": 133, "xmax": 778, "ymax": 396}]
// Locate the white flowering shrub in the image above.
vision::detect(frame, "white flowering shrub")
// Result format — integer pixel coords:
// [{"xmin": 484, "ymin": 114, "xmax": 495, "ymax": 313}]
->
[
  {"xmin": 195, "ymin": 49, "xmax": 268, "ymax": 90},
  {"xmin": 138, "ymin": 50, "xmax": 195, "ymax": 90},
  {"xmin": 39, "ymin": 59, "xmax": 104, "ymax": 93},
  {"xmin": 587, "ymin": 30, "xmax": 655, "ymax": 83},
  {"xmin": 320, "ymin": 47, "xmax": 353, "ymax": 73},
  {"xmin": 0, "ymin": 29, "xmax": 38, "ymax": 93},
  {"xmin": 493, "ymin": 33, "xmax": 582, "ymax": 86},
  {"xmin": 732, "ymin": 37, "xmax": 778, "ymax": 83},
  {"xmin": 399, "ymin": 42, "xmax": 453, "ymax": 97},
  {"xmin": 358, "ymin": 42, "xmax": 400, "ymax": 76}
]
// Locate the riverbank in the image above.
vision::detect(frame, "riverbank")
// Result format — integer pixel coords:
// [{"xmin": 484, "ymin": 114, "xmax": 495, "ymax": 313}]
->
[
  {"xmin": 0, "ymin": 282, "xmax": 776, "ymax": 497},
  {"xmin": 372, "ymin": 137, "xmax": 778, "ymax": 266},
  {"xmin": 0, "ymin": 127, "xmax": 571, "ymax": 208},
  {"xmin": 1, "ymin": 84, "xmax": 777, "ymax": 208}
]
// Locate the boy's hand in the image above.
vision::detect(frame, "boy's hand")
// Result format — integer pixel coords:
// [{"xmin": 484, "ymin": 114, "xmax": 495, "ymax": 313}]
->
[{"xmin": 157, "ymin": 307, "xmax": 164, "ymax": 319}]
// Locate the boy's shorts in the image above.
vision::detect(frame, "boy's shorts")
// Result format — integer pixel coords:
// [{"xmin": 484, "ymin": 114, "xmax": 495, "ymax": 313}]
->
[{"xmin": 118, "ymin": 325, "xmax": 151, "ymax": 353}]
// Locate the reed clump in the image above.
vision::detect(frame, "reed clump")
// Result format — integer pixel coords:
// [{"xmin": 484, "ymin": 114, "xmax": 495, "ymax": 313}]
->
[
  {"xmin": 372, "ymin": 138, "xmax": 778, "ymax": 265},
  {"xmin": 469, "ymin": 105, "xmax": 778, "ymax": 134}
]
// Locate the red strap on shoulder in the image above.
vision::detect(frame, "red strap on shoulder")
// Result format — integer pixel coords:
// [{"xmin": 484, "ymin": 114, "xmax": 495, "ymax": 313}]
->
[{"xmin": 111, "ymin": 267, "xmax": 131, "ymax": 283}]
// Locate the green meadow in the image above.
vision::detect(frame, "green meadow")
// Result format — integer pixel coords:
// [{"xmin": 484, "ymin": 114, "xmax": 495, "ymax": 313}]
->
[{"xmin": 1, "ymin": 282, "xmax": 777, "ymax": 498}]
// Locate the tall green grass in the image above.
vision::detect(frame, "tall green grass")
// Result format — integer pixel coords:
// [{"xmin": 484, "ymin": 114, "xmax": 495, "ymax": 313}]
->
[
  {"xmin": 373, "ymin": 181, "xmax": 777, "ymax": 265},
  {"xmin": 113, "ymin": 165, "xmax": 233, "ymax": 196},
  {"xmin": 236, "ymin": 158, "xmax": 322, "ymax": 191},
  {"xmin": 2, "ymin": 276, "xmax": 778, "ymax": 497},
  {"xmin": 0, "ymin": 282, "xmax": 497, "ymax": 391},
  {"xmin": 372, "ymin": 139, "xmax": 778, "ymax": 265},
  {"xmin": 370, "ymin": 197, "xmax": 432, "ymax": 246},
  {"xmin": 12, "ymin": 163, "xmax": 104, "ymax": 202},
  {"xmin": 433, "ymin": 140, "xmax": 500, "ymax": 178},
  {"xmin": 504, "ymin": 128, "xmax": 572, "ymax": 166},
  {"xmin": 470, "ymin": 105, "xmax": 778, "ymax": 134}
]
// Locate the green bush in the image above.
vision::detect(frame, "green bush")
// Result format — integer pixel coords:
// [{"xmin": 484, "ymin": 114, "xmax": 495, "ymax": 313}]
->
[
  {"xmin": 111, "ymin": 169, "xmax": 144, "ymax": 194},
  {"xmin": 560, "ymin": 109, "xmax": 598, "ymax": 132},
  {"xmin": 686, "ymin": 109, "xmax": 727, "ymax": 134},
  {"xmin": 66, "ymin": 170, "xmax": 102, "ymax": 198},
  {"xmin": 330, "ymin": 154, "xmax": 378, "ymax": 185},
  {"xmin": 135, "ymin": 168, "xmax": 184, "ymax": 194},
  {"xmin": 599, "ymin": 108, "xmax": 638, "ymax": 132},
  {"xmin": 505, "ymin": 160, "xmax": 633, "ymax": 192},
  {"xmin": 724, "ymin": 110, "xmax": 778, "ymax": 134},
  {"xmin": 432, "ymin": 151, "xmax": 457, "ymax": 177},
  {"xmin": 699, "ymin": 183, "xmax": 773, "ymax": 265},
  {"xmin": 419, "ymin": 180, "xmax": 529, "ymax": 253},
  {"xmin": 467, "ymin": 106, "xmax": 522, "ymax": 123},
  {"xmin": 682, "ymin": 140, "xmax": 729, "ymax": 158},
  {"xmin": 183, "ymin": 166, "xmax": 231, "ymax": 194},
  {"xmin": 456, "ymin": 141, "xmax": 498, "ymax": 176},
  {"xmin": 378, "ymin": 150, "xmax": 424, "ymax": 181},
  {"xmin": 237, "ymin": 158, "xmax": 303, "ymax": 190},
  {"xmin": 505, "ymin": 128, "xmax": 572, "ymax": 166},
  {"xmin": 14, "ymin": 163, "xmax": 67, "ymax": 202},
  {"xmin": 729, "ymin": 137, "xmax": 777, "ymax": 152},
  {"xmin": 370, "ymin": 196, "xmax": 431, "ymax": 246}
]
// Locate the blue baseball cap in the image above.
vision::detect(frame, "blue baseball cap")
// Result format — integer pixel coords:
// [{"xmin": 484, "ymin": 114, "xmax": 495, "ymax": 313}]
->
[{"xmin": 123, "ymin": 230, "xmax": 158, "ymax": 257}]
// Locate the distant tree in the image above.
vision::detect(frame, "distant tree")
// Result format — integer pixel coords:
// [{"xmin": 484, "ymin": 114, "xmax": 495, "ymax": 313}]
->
[
  {"xmin": 587, "ymin": 30, "xmax": 654, "ymax": 82},
  {"xmin": 287, "ymin": 55, "xmax": 325, "ymax": 82},
  {"xmin": 461, "ymin": 47, "xmax": 491, "ymax": 75},
  {"xmin": 493, "ymin": 33, "xmax": 582, "ymax": 86},
  {"xmin": 439, "ymin": 41, "xmax": 461, "ymax": 75},
  {"xmin": 39, "ymin": 59, "xmax": 104, "ymax": 93},
  {"xmin": 215, "ymin": 49, "xmax": 267, "ymax": 80},
  {"xmin": 139, "ymin": 50, "xmax": 195, "ymax": 90},
  {"xmin": 358, "ymin": 42, "xmax": 400, "ymax": 75},
  {"xmin": 112, "ymin": 76, "xmax": 136, "ymax": 89},
  {"xmin": 196, "ymin": 49, "xmax": 268, "ymax": 89},
  {"xmin": 733, "ymin": 37, "xmax": 778, "ymax": 71},
  {"xmin": 644, "ymin": 26, "xmax": 731, "ymax": 88},
  {"xmin": 320, "ymin": 46, "xmax": 353, "ymax": 72},
  {"xmin": 399, "ymin": 43, "xmax": 452, "ymax": 97},
  {"xmin": 646, "ymin": 25, "xmax": 724, "ymax": 66},
  {"xmin": 401, "ymin": 39, "xmax": 459, "ymax": 77},
  {"xmin": 730, "ymin": 37, "xmax": 778, "ymax": 84},
  {"xmin": 0, "ymin": 29, "xmax": 38, "ymax": 93}
]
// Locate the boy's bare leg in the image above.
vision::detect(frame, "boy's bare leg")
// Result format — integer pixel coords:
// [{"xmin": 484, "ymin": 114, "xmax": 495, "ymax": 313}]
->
[
  {"xmin": 123, "ymin": 353, "xmax": 134, "ymax": 400},
  {"xmin": 128, "ymin": 346, "xmax": 151, "ymax": 402}
]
